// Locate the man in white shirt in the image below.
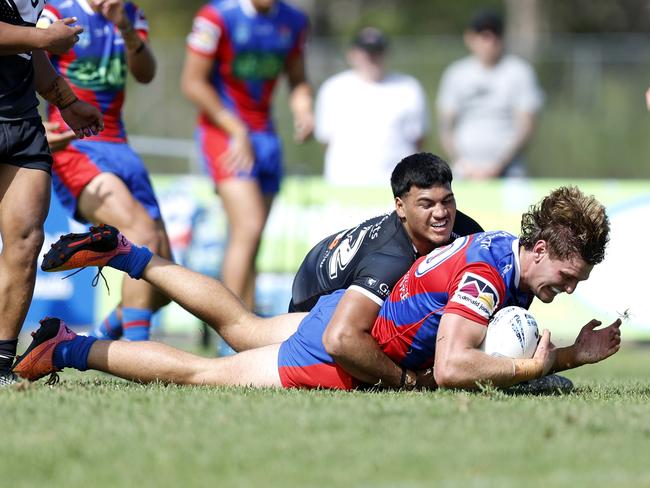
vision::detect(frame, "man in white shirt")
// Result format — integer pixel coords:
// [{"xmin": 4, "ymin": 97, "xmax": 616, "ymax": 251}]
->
[
  {"xmin": 316, "ymin": 27, "xmax": 430, "ymax": 186},
  {"xmin": 437, "ymin": 10, "xmax": 544, "ymax": 179}
]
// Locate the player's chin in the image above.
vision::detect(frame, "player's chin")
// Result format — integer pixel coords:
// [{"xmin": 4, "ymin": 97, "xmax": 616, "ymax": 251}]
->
[
  {"xmin": 427, "ymin": 227, "xmax": 451, "ymax": 245},
  {"xmin": 537, "ymin": 289, "xmax": 556, "ymax": 304}
]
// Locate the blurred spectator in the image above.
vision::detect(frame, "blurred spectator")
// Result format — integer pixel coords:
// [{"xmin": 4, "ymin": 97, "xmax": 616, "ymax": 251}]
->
[
  {"xmin": 436, "ymin": 10, "xmax": 544, "ymax": 179},
  {"xmin": 315, "ymin": 27, "xmax": 430, "ymax": 186},
  {"xmin": 646, "ymin": 87, "xmax": 650, "ymax": 111},
  {"xmin": 181, "ymin": 0, "xmax": 314, "ymax": 310}
]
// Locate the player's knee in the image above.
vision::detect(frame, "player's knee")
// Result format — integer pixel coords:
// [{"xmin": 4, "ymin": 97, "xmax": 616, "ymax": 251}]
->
[{"xmin": 7, "ymin": 226, "xmax": 44, "ymax": 259}]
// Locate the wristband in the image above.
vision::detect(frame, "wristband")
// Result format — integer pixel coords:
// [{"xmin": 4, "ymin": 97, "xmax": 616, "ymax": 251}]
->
[
  {"xmin": 39, "ymin": 76, "xmax": 78, "ymax": 110},
  {"xmin": 119, "ymin": 23, "xmax": 143, "ymax": 51},
  {"xmin": 512, "ymin": 359, "xmax": 543, "ymax": 382}
]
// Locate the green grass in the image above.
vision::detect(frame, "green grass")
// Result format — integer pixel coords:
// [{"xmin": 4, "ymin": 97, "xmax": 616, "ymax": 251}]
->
[{"xmin": 2, "ymin": 345, "xmax": 649, "ymax": 487}]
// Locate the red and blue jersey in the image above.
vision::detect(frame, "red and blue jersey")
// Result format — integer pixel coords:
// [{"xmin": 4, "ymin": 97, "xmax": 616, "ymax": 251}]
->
[
  {"xmin": 186, "ymin": 0, "xmax": 308, "ymax": 132},
  {"xmin": 278, "ymin": 231, "xmax": 534, "ymax": 390},
  {"xmin": 372, "ymin": 231, "xmax": 534, "ymax": 371},
  {"xmin": 39, "ymin": 0, "xmax": 149, "ymax": 142}
]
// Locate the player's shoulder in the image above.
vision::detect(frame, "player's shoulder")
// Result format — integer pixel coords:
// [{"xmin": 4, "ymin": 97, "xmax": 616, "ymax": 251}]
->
[
  {"xmin": 42, "ymin": 0, "xmax": 73, "ymax": 18},
  {"xmin": 202, "ymin": 0, "xmax": 237, "ymax": 17},
  {"xmin": 466, "ymin": 231, "xmax": 518, "ymax": 264},
  {"xmin": 451, "ymin": 210, "xmax": 483, "ymax": 238},
  {"xmin": 363, "ymin": 212, "xmax": 415, "ymax": 256},
  {"xmin": 275, "ymin": 0, "xmax": 309, "ymax": 23}
]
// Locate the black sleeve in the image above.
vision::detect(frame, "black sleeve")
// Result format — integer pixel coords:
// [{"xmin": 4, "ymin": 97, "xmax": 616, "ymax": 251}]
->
[
  {"xmin": 349, "ymin": 252, "xmax": 413, "ymax": 304},
  {"xmin": 453, "ymin": 210, "xmax": 483, "ymax": 236}
]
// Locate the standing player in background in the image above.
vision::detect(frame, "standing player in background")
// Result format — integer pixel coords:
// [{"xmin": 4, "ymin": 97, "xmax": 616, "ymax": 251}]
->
[
  {"xmin": 39, "ymin": 0, "xmax": 172, "ymax": 341},
  {"xmin": 0, "ymin": 0, "xmax": 103, "ymax": 385},
  {"xmin": 181, "ymin": 0, "xmax": 314, "ymax": 310}
]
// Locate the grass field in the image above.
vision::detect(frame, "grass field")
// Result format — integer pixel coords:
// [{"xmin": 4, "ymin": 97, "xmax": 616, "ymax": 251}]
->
[{"xmin": 2, "ymin": 343, "xmax": 649, "ymax": 488}]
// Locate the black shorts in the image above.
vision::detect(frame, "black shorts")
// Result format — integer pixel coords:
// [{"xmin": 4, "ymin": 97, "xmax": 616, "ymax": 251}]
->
[{"xmin": 0, "ymin": 117, "xmax": 52, "ymax": 173}]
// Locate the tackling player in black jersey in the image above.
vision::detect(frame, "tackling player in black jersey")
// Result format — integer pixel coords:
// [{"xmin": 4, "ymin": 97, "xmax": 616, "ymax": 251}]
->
[{"xmin": 289, "ymin": 152, "xmax": 482, "ymax": 387}]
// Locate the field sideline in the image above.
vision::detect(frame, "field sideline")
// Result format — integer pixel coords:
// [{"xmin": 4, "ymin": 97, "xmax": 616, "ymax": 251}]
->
[{"xmin": 1, "ymin": 344, "xmax": 649, "ymax": 487}]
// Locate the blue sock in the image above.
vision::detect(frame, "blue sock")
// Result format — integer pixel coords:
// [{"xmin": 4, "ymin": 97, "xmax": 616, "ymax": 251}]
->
[
  {"xmin": 53, "ymin": 336, "xmax": 98, "ymax": 371},
  {"xmin": 108, "ymin": 244, "xmax": 153, "ymax": 279},
  {"xmin": 122, "ymin": 307, "xmax": 152, "ymax": 341},
  {"xmin": 90, "ymin": 309, "xmax": 123, "ymax": 340}
]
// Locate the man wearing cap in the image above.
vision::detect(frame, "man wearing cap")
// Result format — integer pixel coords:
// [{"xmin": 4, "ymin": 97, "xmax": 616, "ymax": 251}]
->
[
  {"xmin": 315, "ymin": 27, "xmax": 430, "ymax": 186},
  {"xmin": 436, "ymin": 10, "xmax": 544, "ymax": 179}
]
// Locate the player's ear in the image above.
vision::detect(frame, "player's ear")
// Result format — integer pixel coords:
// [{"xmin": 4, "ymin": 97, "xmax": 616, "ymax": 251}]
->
[
  {"xmin": 532, "ymin": 240, "xmax": 547, "ymax": 262},
  {"xmin": 395, "ymin": 197, "xmax": 406, "ymax": 219}
]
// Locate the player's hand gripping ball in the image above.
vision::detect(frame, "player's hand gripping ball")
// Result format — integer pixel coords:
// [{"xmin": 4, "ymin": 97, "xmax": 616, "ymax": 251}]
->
[{"xmin": 480, "ymin": 306, "xmax": 539, "ymax": 359}]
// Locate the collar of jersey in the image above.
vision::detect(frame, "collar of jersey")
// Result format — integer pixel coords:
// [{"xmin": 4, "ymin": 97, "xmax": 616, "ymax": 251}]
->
[
  {"xmin": 239, "ymin": 0, "xmax": 279, "ymax": 18},
  {"xmin": 76, "ymin": 0, "xmax": 96, "ymax": 16},
  {"xmin": 511, "ymin": 237, "xmax": 521, "ymax": 288}
]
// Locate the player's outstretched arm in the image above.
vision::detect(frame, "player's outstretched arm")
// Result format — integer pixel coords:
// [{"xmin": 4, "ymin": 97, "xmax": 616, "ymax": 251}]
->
[
  {"xmin": 433, "ymin": 313, "xmax": 554, "ymax": 389},
  {"xmin": 322, "ymin": 289, "xmax": 412, "ymax": 389},
  {"xmin": 0, "ymin": 18, "xmax": 81, "ymax": 55},
  {"xmin": 551, "ymin": 318, "xmax": 622, "ymax": 373}
]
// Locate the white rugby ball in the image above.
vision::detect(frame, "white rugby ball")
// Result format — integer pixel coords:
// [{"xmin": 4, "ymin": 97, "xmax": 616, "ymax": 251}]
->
[{"xmin": 480, "ymin": 306, "xmax": 539, "ymax": 359}]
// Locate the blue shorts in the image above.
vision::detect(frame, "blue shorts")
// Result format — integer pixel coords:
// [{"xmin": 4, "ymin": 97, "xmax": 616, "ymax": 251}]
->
[
  {"xmin": 196, "ymin": 124, "xmax": 283, "ymax": 195},
  {"xmin": 278, "ymin": 290, "xmax": 358, "ymax": 390},
  {"xmin": 51, "ymin": 140, "xmax": 162, "ymax": 224}
]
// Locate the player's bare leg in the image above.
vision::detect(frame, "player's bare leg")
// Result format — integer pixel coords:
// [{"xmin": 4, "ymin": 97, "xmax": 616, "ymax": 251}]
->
[
  {"xmin": 0, "ymin": 166, "xmax": 50, "ymax": 378},
  {"xmin": 217, "ymin": 179, "xmax": 273, "ymax": 310},
  {"xmin": 14, "ymin": 318, "xmax": 282, "ymax": 387},
  {"xmin": 87, "ymin": 340, "xmax": 282, "ymax": 386},
  {"xmin": 78, "ymin": 173, "xmax": 172, "ymax": 339},
  {"xmin": 41, "ymin": 224, "xmax": 303, "ymax": 350},
  {"xmin": 140, "ymin": 255, "xmax": 303, "ymax": 351}
]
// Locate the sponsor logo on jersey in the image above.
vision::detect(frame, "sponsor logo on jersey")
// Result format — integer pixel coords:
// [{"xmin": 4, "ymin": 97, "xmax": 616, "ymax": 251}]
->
[
  {"xmin": 450, "ymin": 272, "xmax": 500, "ymax": 319},
  {"xmin": 188, "ymin": 17, "xmax": 221, "ymax": 54},
  {"xmin": 232, "ymin": 52, "xmax": 284, "ymax": 80}
]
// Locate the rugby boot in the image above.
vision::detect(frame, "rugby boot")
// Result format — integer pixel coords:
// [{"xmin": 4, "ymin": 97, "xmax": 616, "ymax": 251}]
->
[
  {"xmin": 505, "ymin": 374, "xmax": 574, "ymax": 395},
  {"xmin": 13, "ymin": 318, "xmax": 77, "ymax": 383},
  {"xmin": 41, "ymin": 224, "xmax": 131, "ymax": 272},
  {"xmin": 0, "ymin": 370, "xmax": 20, "ymax": 387}
]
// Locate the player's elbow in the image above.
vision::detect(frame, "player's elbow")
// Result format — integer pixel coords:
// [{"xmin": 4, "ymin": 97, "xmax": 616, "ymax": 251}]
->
[
  {"xmin": 322, "ymin": 325, "xmax": 355, "ymax": 359},
  {"xmin": 433, "ymin": 359, "xmax": 469, "ymax": 389}
]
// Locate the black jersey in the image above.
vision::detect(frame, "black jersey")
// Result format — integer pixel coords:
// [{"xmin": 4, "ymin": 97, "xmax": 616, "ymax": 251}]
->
[
  {"xmin": 0, "ymin": 0, "xmax": 44, "ymax": 121},
  {"xmin": 289, "ymin": 209, "xmax": 483, "ymax": 312}
]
